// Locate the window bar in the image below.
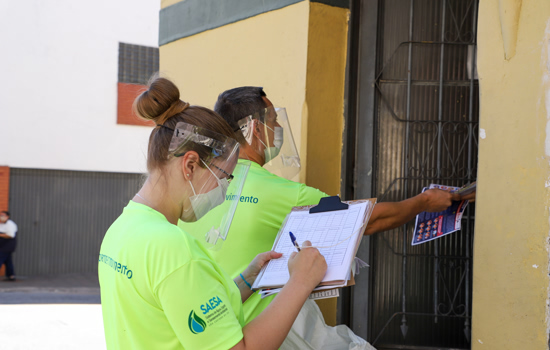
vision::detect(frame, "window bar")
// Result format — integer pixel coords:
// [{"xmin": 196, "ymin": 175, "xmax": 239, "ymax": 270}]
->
[
  {"xmin": 464, "ymin": 0, "xmax": 478, "ymax": 344},
  {"xmin": 400, "ymin": 0, "xmax": 415, "ymax": 339},
  {"xmin": 434, "ymin": 0, "xmax": 447, "ymax": 327},
  {"xmin": 437, "ymin": 1, "xmax": 446, "ymax": 186}
]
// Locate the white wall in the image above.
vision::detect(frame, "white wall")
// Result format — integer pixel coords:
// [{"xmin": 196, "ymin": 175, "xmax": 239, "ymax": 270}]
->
[{"xmin": 0, "ymin": 0, "xmax": 160, "ymax": 173}]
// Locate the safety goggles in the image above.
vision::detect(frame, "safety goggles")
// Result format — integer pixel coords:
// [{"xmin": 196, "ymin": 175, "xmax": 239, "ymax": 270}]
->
[{"xmin": 211, "ymin": 163, "xmax": 234, "ymax": 183}]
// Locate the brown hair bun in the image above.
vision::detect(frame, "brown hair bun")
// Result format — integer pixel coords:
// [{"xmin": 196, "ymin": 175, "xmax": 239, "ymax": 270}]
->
[
  {"xmin": 133, "ymin": 77, "xmax": 237, "ymax": 173},
  {"xmin": 133, "ymin": 77, "xmax": 189, "ymax": 125}
]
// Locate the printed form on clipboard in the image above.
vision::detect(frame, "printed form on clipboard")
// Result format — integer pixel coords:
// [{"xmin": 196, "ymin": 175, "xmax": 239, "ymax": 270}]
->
[{"xmin": 252, "ymin": 197, "xmax": 376, "ymax": 291}]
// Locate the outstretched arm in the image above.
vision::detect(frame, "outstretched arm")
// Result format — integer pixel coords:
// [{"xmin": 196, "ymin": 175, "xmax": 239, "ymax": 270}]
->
[{"xmin": 364, "ymin": 189, "xmax": 467, "ymax": 235}]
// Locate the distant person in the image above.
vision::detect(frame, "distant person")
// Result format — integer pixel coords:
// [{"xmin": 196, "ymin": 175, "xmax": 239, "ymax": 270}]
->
[{"xmin": 0, "ymin": 211, "xmax": 18, "ymax": 282}]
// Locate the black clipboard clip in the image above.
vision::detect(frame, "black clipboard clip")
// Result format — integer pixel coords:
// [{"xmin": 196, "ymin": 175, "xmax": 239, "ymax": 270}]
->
[{"xmin": 309, "ymin": 195, "xmax": 349, "ymax": 214}]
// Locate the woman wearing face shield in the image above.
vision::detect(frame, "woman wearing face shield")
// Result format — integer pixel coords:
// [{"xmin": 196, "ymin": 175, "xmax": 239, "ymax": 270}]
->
[{"xmin": 98, "ymin": 77, "xmax": 327, "ymax": 350}]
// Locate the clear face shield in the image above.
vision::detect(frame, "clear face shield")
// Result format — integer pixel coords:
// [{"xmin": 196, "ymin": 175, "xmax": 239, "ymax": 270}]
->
[
  {"xmin": 169, "ymin": 122, "xmax": 250, "ymax": 250},
  {"xmin": 237, "ymin": 106, "xmax": 301, "ymax": 180}
]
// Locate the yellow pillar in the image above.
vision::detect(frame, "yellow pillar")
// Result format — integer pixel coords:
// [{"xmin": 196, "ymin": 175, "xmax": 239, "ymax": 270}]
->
[
  {"xmin": 302, "ymin": 2, "xmax": 349, "ymax": 326},
  {"xmin": 474, "ymin": 1, "xmax": 550, "ymax": 348}
]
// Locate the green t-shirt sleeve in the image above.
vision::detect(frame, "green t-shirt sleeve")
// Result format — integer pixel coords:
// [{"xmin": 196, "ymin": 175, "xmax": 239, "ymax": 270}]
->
[
  {"xmin": 156, "ymin": 260, "xmax": 244, "ymax": 350},
  {"xmin": 296, "ymin": 184, "xmax": 329, "ymax": 207}
]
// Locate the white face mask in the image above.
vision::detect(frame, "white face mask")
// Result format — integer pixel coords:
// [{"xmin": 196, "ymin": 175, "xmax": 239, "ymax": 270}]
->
[
  {"xmin": 183, "ymin": 161, "xmax": 230, "ymax": 221},
  {"xmin": 262, "ymin": 126, "xmax": 284, "ymax": 163},
  {"xmin": 273, "ymin": 126, "xmax": 284, "ymax": 149}
]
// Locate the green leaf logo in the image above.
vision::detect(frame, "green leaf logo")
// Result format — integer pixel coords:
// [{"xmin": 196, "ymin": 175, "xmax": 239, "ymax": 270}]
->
[{"xmin": 188, "ymin": 310, "xmax": 207, "ymax": 334}]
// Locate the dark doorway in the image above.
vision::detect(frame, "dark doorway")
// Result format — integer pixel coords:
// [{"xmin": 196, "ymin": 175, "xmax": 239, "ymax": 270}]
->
[{"xmin": 342, "ymin": 1, "xmax": 479, "ymax": 349}]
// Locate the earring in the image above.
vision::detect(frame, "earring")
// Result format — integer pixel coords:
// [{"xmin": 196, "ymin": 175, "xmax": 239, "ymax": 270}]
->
[{"xmin": 187, "ymin": 174, "xmax": 190, "ymax": 177}]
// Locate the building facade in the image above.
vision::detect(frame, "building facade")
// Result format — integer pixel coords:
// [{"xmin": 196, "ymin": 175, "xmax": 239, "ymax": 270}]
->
[
  {"xmin": 0, "ymin": 0, "xmax": 160, "ymax": 276},
  {"xmin": 159, "ymin": 0, "xmax": 550, "ymax": 349},
  {"xmin": 2, "ymin": 0, "xmax": 547, "ymax": 348}
]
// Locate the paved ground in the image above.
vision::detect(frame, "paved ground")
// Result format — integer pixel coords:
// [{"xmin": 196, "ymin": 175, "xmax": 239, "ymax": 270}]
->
[
  {"xmin": 0, "ymin": 273, "xmax": 100, "ymax": 304},
  {"xmin": 0, "ymin": 272, "xmax": 100, "ymax": 300},
  {"xmin": 0, "ymin": 273, "xmax": 105, "ymax": 350}
]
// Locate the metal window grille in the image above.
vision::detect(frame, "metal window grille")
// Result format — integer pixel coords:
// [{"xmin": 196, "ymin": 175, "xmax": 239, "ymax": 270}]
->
[
  {"xmin": 118, "ymin": 43, "xmax": 159, "ymax": 85},
  {"xmin": 343, "ymin": 1, "xmax": 479, "ymax": 349}
]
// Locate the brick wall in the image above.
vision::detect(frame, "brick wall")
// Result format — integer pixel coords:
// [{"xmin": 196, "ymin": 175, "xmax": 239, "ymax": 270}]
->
[
  {"xmin": 0, "ymin": 166, "xmax": 9, "ymax": 212},
  {"xmin": 117, "ymin": 82, "xmax": 155, "ymax": 126}
]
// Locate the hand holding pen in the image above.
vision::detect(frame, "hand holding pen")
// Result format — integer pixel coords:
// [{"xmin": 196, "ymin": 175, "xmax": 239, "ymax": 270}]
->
[
  {"xmin": 287, "ymin": 239, "xmax": 327, "ymax": 289},
  {"xmin": 289, "ymin": 231, "xmax": 301, "ymax": 252}
]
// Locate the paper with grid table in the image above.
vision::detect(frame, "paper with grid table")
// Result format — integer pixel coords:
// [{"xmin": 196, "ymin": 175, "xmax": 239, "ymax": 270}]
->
[{"xmin": 252, "ymin": 198, "xmax": 376, "ymax": 291}]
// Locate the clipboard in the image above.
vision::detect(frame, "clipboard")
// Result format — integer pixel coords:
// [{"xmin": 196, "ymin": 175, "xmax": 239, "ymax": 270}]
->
[{"xmin": 252, "ymin": 196, "xmax": 377, "ymax": 291}]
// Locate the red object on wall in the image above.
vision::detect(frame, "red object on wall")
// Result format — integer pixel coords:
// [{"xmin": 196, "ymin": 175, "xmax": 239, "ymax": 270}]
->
[
  {"xmin": 117, "ymin": 82, "xmax": 155, "ymax": 127},
  {"xmin": 0, "ymin": 166, "xmax": 9, "ymax": 212}
]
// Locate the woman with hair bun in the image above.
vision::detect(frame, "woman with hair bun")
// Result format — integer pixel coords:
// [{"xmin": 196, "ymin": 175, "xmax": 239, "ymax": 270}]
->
[{"xmin": 98, "ymin": 77, "xmax": 327, "ymax": 350}]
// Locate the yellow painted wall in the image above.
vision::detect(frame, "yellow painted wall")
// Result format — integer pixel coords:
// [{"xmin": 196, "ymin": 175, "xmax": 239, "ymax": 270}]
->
[
  {"xmin": 305, "ymin": 3, "xmax": 348, "ymax": 195},
  {"xmin": 161, "ymin": 0, "xmax": 179, "ymax": 8},
  {"xmin": 302, "ymin": 2, "xmax": 349, "ymax": 325},
  {"xmin": 160, "ymin": 2, "xmax": 310, "ymax": 183},
  {"xmin": 474, "ymin": 1, "xmax": 550, "ymax": 348},
  {"xmin": 159, "ymin": 1, "xmax": 349, "ymax": 326}
]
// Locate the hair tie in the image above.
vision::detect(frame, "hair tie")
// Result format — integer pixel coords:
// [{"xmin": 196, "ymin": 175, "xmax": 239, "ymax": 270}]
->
[
  {"xmin": 179, "ymin": 101, "xmax": 190, "ymax": 111},
  {"xmin": 155, "ymin": 100, "xmax": 190, "ymax": 126}
]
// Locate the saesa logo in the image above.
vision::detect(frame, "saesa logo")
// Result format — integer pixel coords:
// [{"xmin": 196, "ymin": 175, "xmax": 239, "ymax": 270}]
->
[
  {"xmin": 188, "ymin": 311, "xmax": 207, "ymax": 334},
  {"xmin": 201, "ymin": 296, "xmax": 223, "ymax": 314},
  {"xmin": 189, "ymin": 296, "xmax": 224, "ymax": 334}
]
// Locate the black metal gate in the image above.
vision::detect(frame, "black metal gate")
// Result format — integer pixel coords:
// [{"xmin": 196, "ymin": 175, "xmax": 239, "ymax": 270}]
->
[
  {"xmin": 342, "ymin": 1, "xmax": 479, "ymax": 349},
  {"xmin": 8, "ymin": 168, "xmax": 143, "ymax": 276}
]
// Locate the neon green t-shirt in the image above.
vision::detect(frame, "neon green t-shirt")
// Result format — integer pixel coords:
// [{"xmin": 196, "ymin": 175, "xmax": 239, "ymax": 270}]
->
[
  {"xmin": 99, "ymin": 201, "xmax": 245, "ymax": 350},
  {"xmin": 180, "ymin": 160, "xmax": 328, "ymax": 324}
]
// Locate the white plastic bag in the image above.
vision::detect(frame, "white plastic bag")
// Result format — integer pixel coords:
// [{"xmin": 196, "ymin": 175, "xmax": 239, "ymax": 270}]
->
[{"xmin": 280, "ymin": 299, "xmax": 377, "ymax": 350}]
